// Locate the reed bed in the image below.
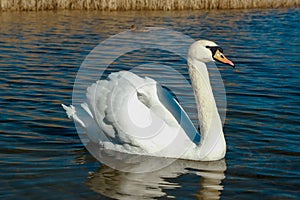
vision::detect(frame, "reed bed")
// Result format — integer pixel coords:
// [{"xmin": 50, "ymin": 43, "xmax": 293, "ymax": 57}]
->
[{"xmin": 0, "ymin": 0, "xmax": 299, "ymax": 11}]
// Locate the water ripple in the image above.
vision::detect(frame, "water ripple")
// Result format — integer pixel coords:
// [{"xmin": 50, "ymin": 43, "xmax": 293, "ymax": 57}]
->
[{"xmin": 0, "ymin": 9, "xmax": 299, "ymax": 199}]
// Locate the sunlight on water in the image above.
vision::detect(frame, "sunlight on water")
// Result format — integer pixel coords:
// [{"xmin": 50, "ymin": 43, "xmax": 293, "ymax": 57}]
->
[{"xmin": 0, "ymin": 9, "xmax": 299, "ymax": 199}]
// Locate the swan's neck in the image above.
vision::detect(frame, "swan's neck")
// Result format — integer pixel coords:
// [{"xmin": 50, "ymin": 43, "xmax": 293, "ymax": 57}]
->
[{"xmin": 187, "ymin": 59, "xmax": 226, "ymax": 160}]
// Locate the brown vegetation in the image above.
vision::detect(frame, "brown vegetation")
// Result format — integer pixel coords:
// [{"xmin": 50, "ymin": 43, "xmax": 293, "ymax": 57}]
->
[{"xmin": 0, "ymin": 0, "xmax": 299, "ymax": 11}]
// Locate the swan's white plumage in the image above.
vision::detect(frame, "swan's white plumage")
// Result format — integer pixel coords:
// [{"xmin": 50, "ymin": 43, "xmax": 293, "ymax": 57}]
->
[
  {"xmin": 63, "ymin": 40, "xmax": 231, "ymax": 161},
  {"xmin": 86, "ymin": 71, "xmax": 200, "ymax": 157}
]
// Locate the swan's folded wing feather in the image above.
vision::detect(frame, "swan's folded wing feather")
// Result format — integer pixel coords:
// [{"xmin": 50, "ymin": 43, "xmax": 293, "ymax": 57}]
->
[
  {"xmin": 156, "ymin": 84, "xmax": 200, "ymax": 144},
  {"xmin": 132, "ymin": 75, "xmax": 200, "ymax": 144},
  {"xmin": 85, "ymin": 71, "xmax": 154, "ymax": 148}
]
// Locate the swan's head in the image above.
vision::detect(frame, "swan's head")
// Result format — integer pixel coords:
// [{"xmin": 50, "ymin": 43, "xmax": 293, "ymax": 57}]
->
[{"xmin": 188, "ymin": 40, "xmax": 235, "ymax": 68}]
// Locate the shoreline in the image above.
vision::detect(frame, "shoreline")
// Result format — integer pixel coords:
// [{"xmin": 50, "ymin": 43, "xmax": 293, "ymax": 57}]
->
[{"xmin": 1, "ymin": 0, "xmax": 299, "ymax": 11}]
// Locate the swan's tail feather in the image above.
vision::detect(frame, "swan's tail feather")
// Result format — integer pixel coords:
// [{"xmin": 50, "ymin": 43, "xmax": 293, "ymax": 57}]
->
[
  {"xmin": 61, "ymin": 104, "xmax": 108, "ymax": 143},
  {"xmin": 61, "ymin": 104, "xmax": 86, "ymax": 128}
]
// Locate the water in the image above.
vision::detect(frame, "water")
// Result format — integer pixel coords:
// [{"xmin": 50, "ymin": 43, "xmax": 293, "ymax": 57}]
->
[{"xmin": 0, "ymin": 9, "xmax": 299, "ymax": 199}]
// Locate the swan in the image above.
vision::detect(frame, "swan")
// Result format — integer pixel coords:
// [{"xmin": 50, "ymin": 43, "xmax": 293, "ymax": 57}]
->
[{"xmin": 62, "ymin": 40, "xmax": 234, "ymax": 161}]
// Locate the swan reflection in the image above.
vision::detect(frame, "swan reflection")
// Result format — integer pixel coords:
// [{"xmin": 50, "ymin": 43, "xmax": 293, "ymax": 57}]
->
[{"xmin": 86, "ymin": 152, "xmax": 226, "ymax": 200}]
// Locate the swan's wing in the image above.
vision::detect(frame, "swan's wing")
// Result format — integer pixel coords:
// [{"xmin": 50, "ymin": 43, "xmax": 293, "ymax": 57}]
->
[
  {"xmin": 63, "ymin": 71, "xmax": 199, "ymax": 156},
  {"xmin": 156, "ymin": 84, "xmax": 200, "ymax": 144}
]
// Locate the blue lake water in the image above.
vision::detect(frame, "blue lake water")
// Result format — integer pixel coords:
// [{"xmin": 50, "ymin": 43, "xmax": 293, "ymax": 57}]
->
[{"xmin": 0, "ymin": 9, "xmax": 299, "ymax": 199}]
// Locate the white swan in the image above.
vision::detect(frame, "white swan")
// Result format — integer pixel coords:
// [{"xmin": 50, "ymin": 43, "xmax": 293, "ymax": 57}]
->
[{"xmin": 62, "ymin": 40, "xmax": 234, "ymax": 161}]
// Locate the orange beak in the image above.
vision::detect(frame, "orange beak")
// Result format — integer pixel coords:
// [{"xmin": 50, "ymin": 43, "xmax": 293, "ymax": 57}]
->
[{"xmin": 213, "ymin": 50, "xmax": 235, "ymax": 68}]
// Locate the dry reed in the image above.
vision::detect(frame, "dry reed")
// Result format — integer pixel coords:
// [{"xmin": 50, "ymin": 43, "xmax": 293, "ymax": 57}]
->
[{"xmin": 0, "ymin": 0, "xmax": 299, "ymax": 11}]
